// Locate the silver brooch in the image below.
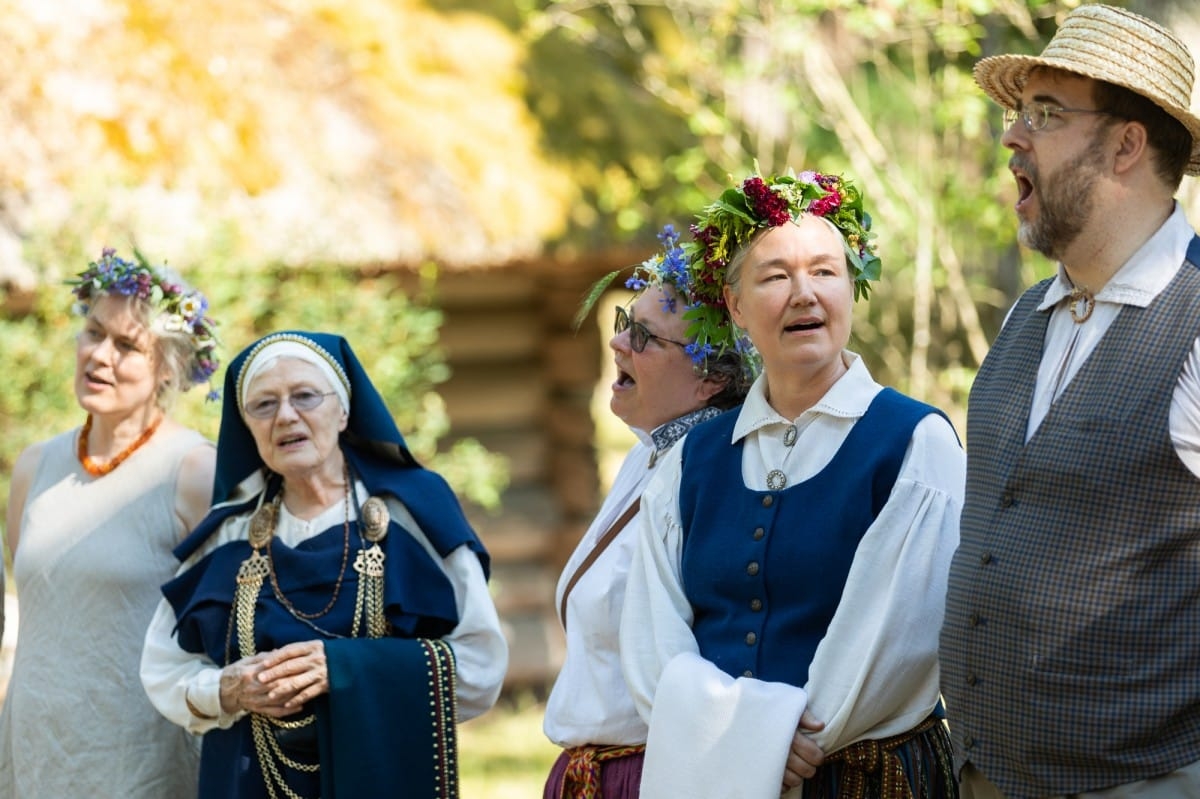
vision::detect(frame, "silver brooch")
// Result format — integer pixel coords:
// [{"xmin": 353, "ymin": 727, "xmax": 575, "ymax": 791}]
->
[
  {"xmin": 783, "ymin": 425, "xmax": 798, "ymax": 447},
  {"xmin": 766, "ymin": 469, "xmax": 787, "ymax": 491}
]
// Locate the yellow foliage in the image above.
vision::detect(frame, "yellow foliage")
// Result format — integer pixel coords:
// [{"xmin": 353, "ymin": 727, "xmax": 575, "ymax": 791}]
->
[{"xmin": 0, "ymin": 0, "xmax": 574, "ymax": 270}]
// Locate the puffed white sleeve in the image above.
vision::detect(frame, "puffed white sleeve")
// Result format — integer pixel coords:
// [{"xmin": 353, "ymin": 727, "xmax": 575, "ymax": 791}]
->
[
  {"xmin": 437, "ymin": 544, "xmax": 509, "ymax": 720},
  {"xmin": 619, "ymin": 438, "xmax": 810, "ymax": 799},
  {"xmin": 617, "ymin": 442, "xmax": 701, "ymax": 723},
  {"xmin": 804, "ymin": 411, "xmax": 965, "ymax": 750},
  {"xmin": 141, "ymin": 590, "xmax": 245, "ymax": 734}
]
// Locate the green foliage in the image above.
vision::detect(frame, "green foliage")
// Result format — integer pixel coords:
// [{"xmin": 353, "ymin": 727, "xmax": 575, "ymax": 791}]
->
[
  {"xmin": 0, "ymin": 256, "xmax": 510, "ymax": 530},
  {"xmin": 505, "ymin": 0, "xmax": 1200, "ymax": 417}
]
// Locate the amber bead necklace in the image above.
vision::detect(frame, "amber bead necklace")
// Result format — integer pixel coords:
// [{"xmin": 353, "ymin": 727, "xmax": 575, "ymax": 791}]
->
[{"xmin": 77, "ymin": 413, "xmax": 162, "ymax": 477}]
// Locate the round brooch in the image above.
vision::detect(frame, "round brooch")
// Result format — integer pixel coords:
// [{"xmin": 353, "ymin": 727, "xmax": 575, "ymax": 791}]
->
[
  {"xmin": 1068, "ymin": 287, "xmax": 1095, "ymax": 323},
  {"xmin": 766, "ymin": 469, "xmax": 787, "ymax": 491},
  {"xmin": 361, "ymin": 496, "xmax": 390, "ymax": 542}
]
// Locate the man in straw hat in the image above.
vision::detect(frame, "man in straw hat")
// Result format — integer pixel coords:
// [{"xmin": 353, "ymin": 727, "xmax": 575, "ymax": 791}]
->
[{"xmin": 940, "ymin": 4, "xmax": 1200, "ymax": 799}]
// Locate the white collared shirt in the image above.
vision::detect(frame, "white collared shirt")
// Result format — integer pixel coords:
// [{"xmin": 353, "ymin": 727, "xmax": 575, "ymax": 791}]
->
[{"xmin": 1026, "ymin": 204, "xmax": 1200, "ymax": 476}]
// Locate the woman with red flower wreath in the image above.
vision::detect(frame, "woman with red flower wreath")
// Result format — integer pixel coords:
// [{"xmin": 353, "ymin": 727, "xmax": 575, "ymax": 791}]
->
[
  {"xmin": 0, "ymin": 248, "xmax": 221, "ymax": 797},
  {"xmin": 619, "ymin": 169, "xmax": 964, "ymax": 799}
]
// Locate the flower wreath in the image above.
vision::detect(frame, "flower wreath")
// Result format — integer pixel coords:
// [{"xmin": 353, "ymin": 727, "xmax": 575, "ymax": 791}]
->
[
  {"xmin": 624, "ymin": 225, "xmax": 759, "ymax": 373},
  {"xmin": 631, "ymin": 169, "xmax": 881, "ymax": 365},
  {"xmin": 68, "ymin": 247, "xmax": 222, "ymax": 400}
]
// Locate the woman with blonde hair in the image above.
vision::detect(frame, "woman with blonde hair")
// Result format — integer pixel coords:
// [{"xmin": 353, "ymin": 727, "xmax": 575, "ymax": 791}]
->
[{"xmin": 0, "ymin": 248, "xmax": 220, "ymax": 797}]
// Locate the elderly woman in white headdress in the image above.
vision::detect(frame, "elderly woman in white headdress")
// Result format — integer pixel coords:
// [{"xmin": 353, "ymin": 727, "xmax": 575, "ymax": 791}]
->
[{"xmin": 141, "ymin": 330, "xmax": 508, "ymax": 799}]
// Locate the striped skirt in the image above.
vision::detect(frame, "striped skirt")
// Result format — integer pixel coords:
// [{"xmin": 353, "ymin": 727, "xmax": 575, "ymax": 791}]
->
[{"xmin": 805, "ymin": 715, "xmax": 958, "ymax": 799}]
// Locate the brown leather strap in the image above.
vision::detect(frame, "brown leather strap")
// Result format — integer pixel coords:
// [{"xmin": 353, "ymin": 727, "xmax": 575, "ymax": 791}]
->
[{"xmin": 560, "ymin": 500, "xmax": 641, "ymax": 632}]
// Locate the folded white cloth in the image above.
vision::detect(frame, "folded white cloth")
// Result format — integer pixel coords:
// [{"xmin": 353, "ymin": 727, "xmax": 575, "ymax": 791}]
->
[{"xmin": 640, "ymin": 652, "xmax": 808, "ymax": 799}]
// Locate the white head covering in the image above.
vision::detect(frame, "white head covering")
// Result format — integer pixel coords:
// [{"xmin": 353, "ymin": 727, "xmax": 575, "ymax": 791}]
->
[{"xmin": 236, "ymin": 337, "xmax": 351, "ymax": 414}]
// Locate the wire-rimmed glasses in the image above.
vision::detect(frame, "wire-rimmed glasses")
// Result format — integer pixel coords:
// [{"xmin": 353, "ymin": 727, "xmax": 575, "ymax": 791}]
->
[
  {"xmin": 244, "ymin": 389, "xmax": 338, "ymax": 419},
  {"xmin": 1003, "ymin": 102, "xmax": 1114, "ymax": 132},
  {"xmin": 614, "ymin": 305, "xmax": 689, "ymax": 353}
]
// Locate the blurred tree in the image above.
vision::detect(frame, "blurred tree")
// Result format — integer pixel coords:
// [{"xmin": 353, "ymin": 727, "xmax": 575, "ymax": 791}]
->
[
  {"xmin": 0, "ymin": 0, "xmax": 572, "ymax": 518},
  {"xmin": 492, "ymin": 0, "xmax": 1199, "ymax": 417}
]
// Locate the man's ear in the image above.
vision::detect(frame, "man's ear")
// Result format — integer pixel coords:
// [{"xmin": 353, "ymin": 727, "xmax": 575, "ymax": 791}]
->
[{"xmin": 1112, "ymin": 119, "xmax": 1149, "ymax": 176}]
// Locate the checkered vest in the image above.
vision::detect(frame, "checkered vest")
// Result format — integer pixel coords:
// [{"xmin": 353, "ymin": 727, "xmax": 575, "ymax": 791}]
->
[{"xmin": 941, "ymin": 242, "xmax": 1200, "ymax": 798}]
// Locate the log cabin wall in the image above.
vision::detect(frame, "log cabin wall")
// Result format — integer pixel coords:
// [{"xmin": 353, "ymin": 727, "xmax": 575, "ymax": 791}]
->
[{"xmin": 431, "ymin": 251, "xmax": 642, "ymax": 690}]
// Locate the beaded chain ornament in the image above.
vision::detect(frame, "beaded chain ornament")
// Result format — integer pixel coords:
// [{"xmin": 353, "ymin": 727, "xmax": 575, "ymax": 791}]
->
[
  {"xmin": 76, "ymin": 413, "xmax": 162, "ymax": 477},
  {"xmin": 229, "ymin": 468, "xmax": 390, "ymax": 799}
]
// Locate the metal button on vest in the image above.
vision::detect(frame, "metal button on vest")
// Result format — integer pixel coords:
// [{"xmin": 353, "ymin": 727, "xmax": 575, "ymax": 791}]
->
[
  {"xmin": 1000, "ymin": 493, "xmax": 1014, "ymax": 508},
  {"xmin": 745, "ymin": 632, "xmax": 757, "ymax": 645},
  {"xmin": 966, "ymin": 673, "xmax": 978, "ymax": 686},
  {"xmin": 750, "ymin": 598, "xmax": 763, "ymax": 612},
  {"xmin": 963, "ymin": 735, "xmax": 975, "ymax": 750},
  {"xmin": 969, "ymin": 612, "xmax": 982, "ymax": 626},
  {"xmin": 753, "ymin": 527, "xmax": 765, "ymax": 541},
  {"xmin": 980, "ymin": 552, "xmax": 993, "ymax": 565},
  {"xmin": 762, "ymin": 495, "xmax": 774, "ymax": 508},
  {"xmin": 746, "ymin": 561, "xmax": 759, "ymax": 576},
  {"xmin": 743, "ymin": 670, "xmax": 754, "ymax": 678}
]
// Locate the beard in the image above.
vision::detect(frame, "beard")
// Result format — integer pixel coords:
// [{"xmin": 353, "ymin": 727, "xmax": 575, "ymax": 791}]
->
[{"xmin": 1014, "ymin": 139, "xmax": 1106, "ymax": 260}]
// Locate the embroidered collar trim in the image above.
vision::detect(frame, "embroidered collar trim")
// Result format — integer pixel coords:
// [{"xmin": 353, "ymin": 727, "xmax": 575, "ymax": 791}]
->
[{"xmin": 650, "ymin": 406, "xmax": 723, "ymax": 458}]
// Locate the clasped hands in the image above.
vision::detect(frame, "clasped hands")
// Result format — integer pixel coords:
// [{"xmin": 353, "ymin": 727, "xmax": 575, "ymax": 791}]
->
[{"xmin": 219, "ymin": 640, "xmax": 329, "ymax": 717}]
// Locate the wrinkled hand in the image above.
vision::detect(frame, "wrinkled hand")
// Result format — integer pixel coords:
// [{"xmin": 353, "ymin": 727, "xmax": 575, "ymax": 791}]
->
[
  {"xmin": 781, "ymin": 709, "xmax": 826, "ymax": 793},
  {"xmin": 219, "ymin": 640, "xmax": 328, "ymax": 718}
]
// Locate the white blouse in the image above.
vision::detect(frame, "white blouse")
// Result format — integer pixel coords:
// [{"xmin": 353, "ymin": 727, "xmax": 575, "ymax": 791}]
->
[{"xmin": 543, "ymin": 436, "xmax": 655, "ymax": 748}]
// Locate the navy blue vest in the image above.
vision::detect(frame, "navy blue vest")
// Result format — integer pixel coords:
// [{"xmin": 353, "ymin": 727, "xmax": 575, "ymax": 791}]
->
[{"xmin": 679, "ymin": 388, "xmax": 943, "ymax": 685}]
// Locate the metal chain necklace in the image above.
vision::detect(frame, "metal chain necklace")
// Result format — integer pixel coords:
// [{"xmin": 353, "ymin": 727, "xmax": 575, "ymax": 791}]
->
[
  {"xmin": 265, "ymin": 469, "xmax": 353, "ymax": 622},
  {"xmin": 229, "ymin": 468, "xmax": 391, "ymax": 799}
]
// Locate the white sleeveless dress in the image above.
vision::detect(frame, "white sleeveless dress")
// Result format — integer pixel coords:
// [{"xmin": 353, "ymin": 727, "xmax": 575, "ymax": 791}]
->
[{"xmin": 0, "ymin": 426, "xmax": 211, "ymax": 798}]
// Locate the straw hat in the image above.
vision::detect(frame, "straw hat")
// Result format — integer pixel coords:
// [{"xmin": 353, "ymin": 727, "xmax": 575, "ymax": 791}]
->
[{"xmin": 974, "ymin": 4, "xmax": 1200, "ymax": 176}]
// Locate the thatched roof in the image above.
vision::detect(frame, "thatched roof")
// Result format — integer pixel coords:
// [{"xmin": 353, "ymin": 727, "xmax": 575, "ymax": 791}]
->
[{"xmin": 0, "ymin": 0, "xmax": 574, "ymax": 286}]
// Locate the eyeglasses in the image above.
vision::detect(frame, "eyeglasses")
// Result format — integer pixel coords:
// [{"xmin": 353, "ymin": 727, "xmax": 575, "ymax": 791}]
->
[
  {"xmin": 244, "ymin": 389, "xmax": 338, "ymax": 419},
  {"xmin": 1003, "ymin": 102, "xmax": 1114, "ymax": 132},
  {"xmin": 614, "ymin": 305, "xmax": 689, "ymax": 354}
]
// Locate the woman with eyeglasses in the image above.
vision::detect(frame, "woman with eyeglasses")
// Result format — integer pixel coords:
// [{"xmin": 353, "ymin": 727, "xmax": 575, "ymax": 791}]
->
[
  {"xmin": 542, "ymin": 228, "xmax": 755, "ymax": 799},
  {"xmin": 0, "ymin": 249, "xmax": 218, "ymax": 798},
  {"xmin": 619, "ymin": 170, "xmax": 964, "ymax": 799},
  {"xmin": 140, "ymin": 330, "xmax": 508, "ymax": 799}
]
